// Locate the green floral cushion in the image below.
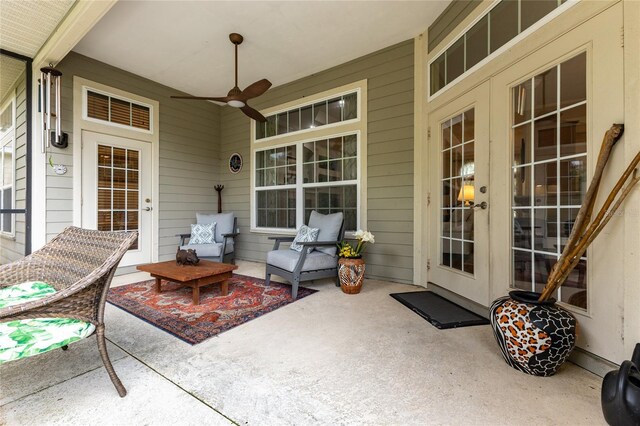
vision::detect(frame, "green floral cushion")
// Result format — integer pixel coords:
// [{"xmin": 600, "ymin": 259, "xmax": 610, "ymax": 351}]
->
[
  {"xmin": 0, "ymin": 281, "xmax": 96, "ymax": 364},
  {"xmin": 0, "ymin": 281, "xmax": 56, "ymax": 308}
]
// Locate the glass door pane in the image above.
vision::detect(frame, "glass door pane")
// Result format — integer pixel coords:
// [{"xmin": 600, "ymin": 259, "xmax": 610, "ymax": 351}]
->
[
  {"xmin": 441, "ymin": 108, "xmax": 475, "ymax": 274},
  {"xmin": 97, "ymin": 144, "xmax": 140, "ymax": 249},
  {"xmin": 510, "ymin": 52, "xmax": 587, "ymax": 309}
]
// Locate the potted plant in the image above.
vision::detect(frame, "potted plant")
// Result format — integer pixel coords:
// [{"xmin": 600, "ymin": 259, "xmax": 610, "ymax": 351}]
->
[
  {"xmin": 336, "ymin": 230, "xmax": 375, "ymax": 294},
  {"xmin": 490, "ymin": 124, "xmax": 640, "ymax": 376}
]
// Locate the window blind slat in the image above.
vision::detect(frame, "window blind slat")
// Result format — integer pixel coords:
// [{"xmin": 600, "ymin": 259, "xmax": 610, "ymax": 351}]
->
[
  {"xmin": 86, "ymin": 91, "xmax": 150, "ymax": 131},
  {"xmin": 132, "ymin": 104, "xmax": 150, "ymax": 130},
  {"xmin": 87, "ymin": 91, "xmax": 109, "ymax": 121},
  {"xmin": 110, "ymin": 98, "xmax": 131, "ymax": 126}
]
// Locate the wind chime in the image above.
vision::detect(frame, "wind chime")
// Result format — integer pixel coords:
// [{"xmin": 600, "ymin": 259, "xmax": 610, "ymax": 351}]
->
[{"xmin": 39, "ymin": 65, "xmax": 68, "ymax": 151}]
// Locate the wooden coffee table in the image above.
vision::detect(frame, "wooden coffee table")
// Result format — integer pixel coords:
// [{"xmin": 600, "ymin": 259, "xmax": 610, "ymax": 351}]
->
[{"xmin": 136, "ymin": 260, "xmax": 238, "ymax": 305}]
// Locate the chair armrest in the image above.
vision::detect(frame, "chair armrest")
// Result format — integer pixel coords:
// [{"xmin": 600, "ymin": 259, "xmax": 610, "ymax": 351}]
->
[
  {"xmin": 0, "ymin": 257, "xmax": 49, "ymax": 288},
  {"xmin": 298, "ymin": 240, "xmax": 340, "ymax": 247},
  {"xmin": 0, "ymin": 264, "xmax": 118, "ymax": 322},
  {"xmin": 176, "ymin": 233, "xmax": 191, "ymax": 246},
  {"xmin": 268, "ymin": 236, "xmax": 295, "ymax": 241},
  {"xmin": 222, "ymin": 232, "xmax": 239, "ymax": 238},
  {"xmin": 268, "ymin": 236, "xmax": 295, "ymax": 250}
]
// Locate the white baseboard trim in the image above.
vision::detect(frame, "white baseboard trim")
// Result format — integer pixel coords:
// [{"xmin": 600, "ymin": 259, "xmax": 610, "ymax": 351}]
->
[
  {"xmin": 111, "ymin": 271, "xmax": 150, "ymax": 286},
  {"xmin": 568, "ymin": 347, "xmax": 617, "ymax": 378}
]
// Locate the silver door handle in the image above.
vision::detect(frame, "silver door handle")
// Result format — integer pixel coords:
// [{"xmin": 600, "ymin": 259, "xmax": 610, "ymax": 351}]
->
[
  {"xmin": 144, "ymin": 207, "xmax": 153, "ymax": 211},
  {"xmin": 471, "ymin": 201, "xmax": 487, "ymax": 210}
]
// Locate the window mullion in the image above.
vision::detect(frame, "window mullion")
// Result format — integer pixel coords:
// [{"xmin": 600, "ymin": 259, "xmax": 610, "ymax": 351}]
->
[
  {"xmin": 252, "ymin": 86, "xmax": 363, "ymax": 233},
  {"xmin": 296, "ymin": 143, "xmax": 304, "ymax": 228}
]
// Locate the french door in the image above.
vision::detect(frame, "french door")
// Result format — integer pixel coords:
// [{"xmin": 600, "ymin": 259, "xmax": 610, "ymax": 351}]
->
[
  {"xmin": 426, "ymin": 1, "xmax": 625, "ymax": 363},
  {"xmin": 488, "ymin": 3, "xmax": 625, "ymax": 362},
  {"xmin": 428, "ymin": 82, "xmax": 490, "ymax": 306},
  {"xmin": 81, "ymin": 131, "xmax": 153, "ymax": 266}
]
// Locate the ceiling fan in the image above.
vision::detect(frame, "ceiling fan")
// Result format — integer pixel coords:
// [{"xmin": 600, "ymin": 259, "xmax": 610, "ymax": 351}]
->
[{"xmin": 171, "ymin": 33, "xmax": 272, "ymax": 122}]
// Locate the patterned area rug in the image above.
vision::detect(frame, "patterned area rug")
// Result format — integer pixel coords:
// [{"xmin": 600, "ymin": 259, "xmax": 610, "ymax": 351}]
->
[{"xmin": 107, "ymin": 274, "xmax": 316, "ymax": 344}]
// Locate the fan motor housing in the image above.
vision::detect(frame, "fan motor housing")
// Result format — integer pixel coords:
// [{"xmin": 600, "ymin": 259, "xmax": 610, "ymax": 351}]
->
[{"xmin": 229, "ymin": 33, "xmax": 243, "ymax": 45}]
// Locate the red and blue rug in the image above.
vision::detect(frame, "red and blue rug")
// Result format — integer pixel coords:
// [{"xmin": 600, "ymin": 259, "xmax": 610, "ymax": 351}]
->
[{"xmin": 107, "ymin": 274, "xmax": 316, "ymax": 344}]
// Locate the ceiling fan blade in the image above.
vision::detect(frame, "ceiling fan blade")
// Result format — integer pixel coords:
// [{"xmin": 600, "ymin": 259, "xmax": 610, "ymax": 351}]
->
[
  {"xmin": 171, "ymin": 95, "xmax": 231, "ymax": 102},
  {"xmin": 240, "ymin": 79, "xmax": 272, "ymax": 100},
  {"xmin": 241, "ymin": 105, "xmax": 267, "ymax": 122}
]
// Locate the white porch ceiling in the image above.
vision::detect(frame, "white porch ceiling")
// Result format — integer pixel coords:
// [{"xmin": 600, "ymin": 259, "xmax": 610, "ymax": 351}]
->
[
  {"xmin": 0, "ymin": 0, "xmax": 75, "ymax": 99},
  {"xmin": 0, "ymin": 0, "xmax": 75, "ymax": 58},
  {"xmin": 0, "ymin": 55, "xmax": 26, "ymax": 99},
  {"xmin": 73, "ymin": 1, "xmax": 449, "ymax": 99}
]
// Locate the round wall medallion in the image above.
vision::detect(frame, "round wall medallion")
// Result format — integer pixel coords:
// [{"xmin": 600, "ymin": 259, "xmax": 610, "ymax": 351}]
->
[{"xmin": 229, "ymin": 153, "xmax": 243, "ymax": 174}]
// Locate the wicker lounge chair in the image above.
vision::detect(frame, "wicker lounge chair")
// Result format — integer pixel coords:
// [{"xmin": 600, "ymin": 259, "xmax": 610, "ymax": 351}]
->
[{"xmin": 0, "ymin": 227, "xmax": 137, "ymax": 397}]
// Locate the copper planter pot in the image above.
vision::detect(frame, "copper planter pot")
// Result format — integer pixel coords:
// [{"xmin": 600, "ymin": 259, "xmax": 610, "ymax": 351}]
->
[{"xmin": 338, "ymin": 257, "xmax": 365, "ymax": 294}]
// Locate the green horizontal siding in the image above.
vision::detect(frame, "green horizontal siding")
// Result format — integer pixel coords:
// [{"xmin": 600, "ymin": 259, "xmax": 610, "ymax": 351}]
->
[
  {"xmin": 219, "ymin": 40, "xmax": 416, "ymax": 284},
  {"xmin": 49, "ymin": 52, "xmax": 221, "ymax": 262}
]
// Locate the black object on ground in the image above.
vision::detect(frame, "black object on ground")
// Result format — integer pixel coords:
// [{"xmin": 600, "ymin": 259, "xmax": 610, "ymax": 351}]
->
[
  {"xmin": 601, "ymin": 343, "xmax": 640, "ymax": 426},
  {"xmin": 390, "ymin": 291, "xmax": 489, "ymax": 329}
]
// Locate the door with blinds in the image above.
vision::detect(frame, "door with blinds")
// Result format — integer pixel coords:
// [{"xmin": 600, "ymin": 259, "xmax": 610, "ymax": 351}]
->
[{"xmin": 81, "ymin": 131, "xmax": 152, "ymax": 266}]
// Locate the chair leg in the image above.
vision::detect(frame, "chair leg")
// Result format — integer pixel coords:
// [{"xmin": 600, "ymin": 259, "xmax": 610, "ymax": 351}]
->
[
  {"xmin": 61, "ymin": 345, "xmax": 69, "ymax": 351},
  {"xmin": 292, "ymin": 278, "xmax": 299, "ymax": 300},
  {"xmin": 265, "ymin": 272, "xmax": 271, "ymax": 286},
  {"xmin": 96, "ymin": 324, "xmax": 127, "ymax": 397}
]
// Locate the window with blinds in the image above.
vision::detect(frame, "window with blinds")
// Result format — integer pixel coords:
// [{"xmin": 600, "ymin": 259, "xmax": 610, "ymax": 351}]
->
[{"xmin": 85, "ymin": 89, "xmax": 151, "ymax": 131}]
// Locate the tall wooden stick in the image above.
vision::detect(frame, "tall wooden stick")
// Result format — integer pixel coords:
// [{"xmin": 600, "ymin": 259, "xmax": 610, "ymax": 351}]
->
[
  {"xmin": 546, "ymin": 173, "xmax": 640, "ymax": 294},
  {"xmin": 538, "ymin": 124, "xmax": 640, "ymax": 302},
  {"xmin": 546, "ymin": 125, "xmax": 623, "ymax": 285},
  {"xmin": 542, "ymin": 152, "xmax": 640, "ymax": 298}
]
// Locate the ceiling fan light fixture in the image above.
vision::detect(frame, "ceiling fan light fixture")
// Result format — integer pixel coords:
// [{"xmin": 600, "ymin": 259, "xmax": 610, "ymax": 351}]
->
[
  {"xmin": 169, "ymin": 33, "xmax": 271, "ymax": 122},
  {"xmin": 227, "ymin": 99, "xmax": 245, "ymax": 108}
]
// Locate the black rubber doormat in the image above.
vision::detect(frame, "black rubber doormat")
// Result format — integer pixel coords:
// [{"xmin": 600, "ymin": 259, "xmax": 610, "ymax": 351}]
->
[{"xmin": 390, "ymin": 291, "xmax": 489, "ymax": 329}]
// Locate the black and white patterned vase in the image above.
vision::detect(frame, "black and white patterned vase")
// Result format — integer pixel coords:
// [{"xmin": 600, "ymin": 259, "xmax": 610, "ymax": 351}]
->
[{"xmin": 489, "ymin": 290, "xmax": 577, "ymax": 377}]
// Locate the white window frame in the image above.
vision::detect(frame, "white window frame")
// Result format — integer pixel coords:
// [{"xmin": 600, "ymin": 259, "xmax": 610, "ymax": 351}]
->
[
  {"xmin": 250, "ymin": 80, "xmax": 368, "ymax": 235},
  {"xmin": 82, "ymin": 86, "xmax": 154, "ymax": 134},
  {"xmin": 509, "ymin": 50, "xmax": 589, "ymax": 308},
  {"xmin": 427, "ymin": 0, "xmax": 578, "ymax": 101},
  {"xmin": 0, "ymin": 96, "xmax": 16, "ymax": 237},
  {"xmin": 255, "ymin": 89, "xmax": 361, "ymax": 144}
]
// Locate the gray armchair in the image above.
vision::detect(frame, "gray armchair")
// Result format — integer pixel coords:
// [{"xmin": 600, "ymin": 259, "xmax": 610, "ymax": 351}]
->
[
  {"xmin": 265, "ymin": 211, "xmax": 345, "ymax": 299},
  {"xmin": 178, "ymin": 212, "xmax": 239, "ymax": 264}
]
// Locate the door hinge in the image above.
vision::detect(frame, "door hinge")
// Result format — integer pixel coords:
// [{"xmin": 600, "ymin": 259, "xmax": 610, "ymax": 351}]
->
[
  {"xmin": 620, "ymin": 26, "xmax": 624, "ymax": 48},
  {"xmin": 427, "ymin": 259, "xmax": 431, "ymax": 270},
  {"xmin": 427, "ymin": 126, "xmax": 431, "ymax": 141},
  {"xmin": 427, "ymin": 192, "xmax": 431, "ymax": 206}
]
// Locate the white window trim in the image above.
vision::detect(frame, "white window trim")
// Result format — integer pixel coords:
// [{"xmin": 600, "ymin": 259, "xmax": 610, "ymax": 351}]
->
[
  {"xmin": 0, "ymin": 96, "xmax": 16, "ymax": 238},
  {"xmin": 73, "ymin": 76, "xmax": 161, "ymax": 263},
  {"xmin": 255, "ymin": 88, "xmax": 361, "ymax": 144},
  {"xmin": 509, "ymin": 50, "xmax": 589, "ymax": 309},
  {"xmin": 250, "ymin": 80, "xmax": 368, "ymax": 235},
  {"xmin": 427, "ymin": 0, "xmax": 578, "ymax": 101},
  {"xmin": 82, "ymin": 86, "xmax": 154, "ymax": 135}
]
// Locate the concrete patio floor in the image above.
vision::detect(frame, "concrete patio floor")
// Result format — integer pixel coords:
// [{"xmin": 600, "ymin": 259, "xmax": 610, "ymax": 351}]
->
[{"xmin": 1, "ymin": 260, "xmax": 604, "ymax": 425}]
